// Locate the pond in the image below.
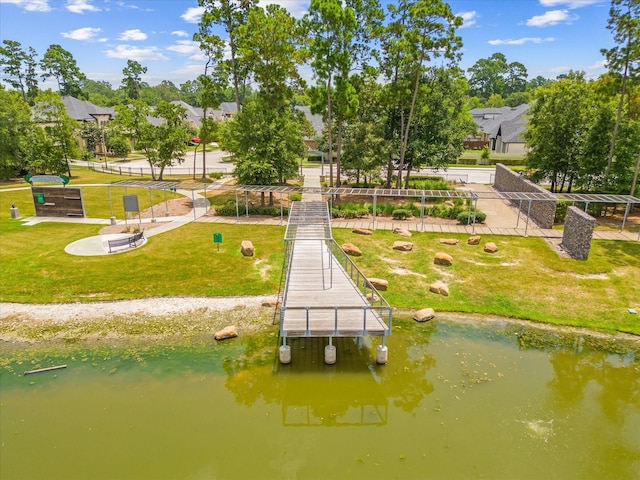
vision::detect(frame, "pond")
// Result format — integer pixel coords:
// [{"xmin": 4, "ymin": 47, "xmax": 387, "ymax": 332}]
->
[{"xmin": 1, "ymin": 318, "xmax": 639, "ymax": 480}]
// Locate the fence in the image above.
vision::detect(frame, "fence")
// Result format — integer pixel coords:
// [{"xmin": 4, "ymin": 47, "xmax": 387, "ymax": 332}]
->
[{"xmin": 85, "ymin": 162, "xmax": 229, "ymax": 177}]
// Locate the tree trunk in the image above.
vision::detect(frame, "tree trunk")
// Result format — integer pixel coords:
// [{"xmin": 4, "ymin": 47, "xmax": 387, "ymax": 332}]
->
[
  {"xmin": 385, "ymin": 155, "xmax": 394, "ymax": 188},
  {"xmin": 327, "ymin": 73, "xmax": 334, "ymax": 189},
  {"xmin": 605, "ymin": 30, "xmax": 631, "ymax": 176},
  {"xmin": 631, "ymin": 150, "xmax": 640, "ymax": 197}
]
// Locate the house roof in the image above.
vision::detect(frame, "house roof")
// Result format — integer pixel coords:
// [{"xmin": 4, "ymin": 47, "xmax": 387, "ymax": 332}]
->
[
  {"xmin": 497, "ymin": 116, "xmax": 528, "ymax": 144},
  {"xmin": 470, "ymin": 104, "xmax": 529, "ymax": 137},
  {"xmin": 61, "ymin": 96, "xmax": 114, "ymax": 121},
  {"xmin": 295, "ymin": 105, "xmax": 324, "ymax": 137}
]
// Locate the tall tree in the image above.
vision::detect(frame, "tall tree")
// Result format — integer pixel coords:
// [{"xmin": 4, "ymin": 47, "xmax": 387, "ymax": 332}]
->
[
  {"xmin": 198, "ymin": 0, "xmax": 257, "ymax": 112},
  {"xmin": 0, "ymin": 86, "xmax": 36, "ymax": 179},
  {"xmin": 0, "ymin": 40, "xmax": 39, "ymax": 104},
  {"xmin": 525, "ymin": 72, "xmax": 597, "ymax": 193},
  {"xmin": 304, "ymin": 0, "xmax": 383, "ymax": 188},
  {"xmin": 112, "ymin": 100, "xmax": 158, "ymax": 178},
  {"xmin": 31, "ymin": 90, "xmax": 78, "ymax": 176},
  {"xmin": 194, "ymin": 21, "xmax": 225, "ymax": 179},
  {"xmin": 153, "ymin": 101, "xmax": 191, "ymax": 180},
  {"xmin": 121, "ymin": 59, "xmax": 148, "ymax": 100},
  {"xmin": 380, "ymin": 0, "xmax": 463, "ymax": 187},
  {"xmin": 40, "ymin": 45, "xmax": 86, "ymax": 98},
  {"xmin": 601, "ymin": 0, "xmax": 640, "ymax": 177}
]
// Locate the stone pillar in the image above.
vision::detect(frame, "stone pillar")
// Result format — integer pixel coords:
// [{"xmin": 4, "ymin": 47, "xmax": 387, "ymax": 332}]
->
[{"xmin": 560, "ymin": 206, "xmax": 596, "ymax": 260}]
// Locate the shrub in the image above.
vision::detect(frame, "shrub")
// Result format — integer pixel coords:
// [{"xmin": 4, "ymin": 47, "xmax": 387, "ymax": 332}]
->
[
  {"xmin": 214, "ymin": 202, "xmax": 288, "ymax": 217},
  {"xmin": 457, "ymin": 210, "xmax": 486, "ymax": 224},
  {"xmin": 392, "ymin": 208, "xmax": 411, "ymax": 220},
  {"xmin": 208, "ymin": 172, "xmax": 224, "ymax": 180},
  {"xmin": 457, "ymin": 158, "xmax": 477, "ymax": 165},
  {"xmin": 289, "ymin": 193, "xmax": 302, "ymax": 202}
]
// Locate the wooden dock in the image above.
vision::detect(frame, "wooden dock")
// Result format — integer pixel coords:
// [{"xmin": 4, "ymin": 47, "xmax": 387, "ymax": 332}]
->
[{"xmin": 279, "ymin": 202, "xmax": 391, "ymax": 342}]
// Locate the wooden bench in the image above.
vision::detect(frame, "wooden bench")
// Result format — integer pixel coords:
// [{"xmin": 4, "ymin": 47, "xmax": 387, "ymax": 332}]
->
[{"xmin": 107, "ymin": 231, "xmax": 145, "ymax": 253}]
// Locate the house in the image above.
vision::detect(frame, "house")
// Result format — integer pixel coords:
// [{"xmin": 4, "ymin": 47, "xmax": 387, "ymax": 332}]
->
[
  {"xmin": 61, "ymin": 96, "xmax": 114, "ymax": 154},
  {"xmin": 467, "ymin": 104, "xmax": 529, "ymax": 153}
]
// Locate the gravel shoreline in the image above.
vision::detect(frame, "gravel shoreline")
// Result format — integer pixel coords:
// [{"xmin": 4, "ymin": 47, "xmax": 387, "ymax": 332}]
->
[{"xmin": 0, "ymin": 296, "xmax": 277, "ymax": 322}]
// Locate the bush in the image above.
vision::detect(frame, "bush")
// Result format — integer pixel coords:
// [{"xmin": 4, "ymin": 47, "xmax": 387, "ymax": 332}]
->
[
  {"xmin": 289, "ymin": 193, "xmax": 302, "ymax": 202},
  {"xmin": 208, "ymin": 172, "xmax": 224, "ymax": 180},
  {"xmin": 392, "ymin": 208, "xmax": 411, "ymax": 220},
  {"xmin": 214, "ymin": 202, "xmax": 288, "ymax": 217},
  {"xmin": 457, "ymin": 158, "xmax": 477, "ymax": 165},
  {"xmin": 457, "ymin": 210, "xmax": 486, "ymax": 224}
]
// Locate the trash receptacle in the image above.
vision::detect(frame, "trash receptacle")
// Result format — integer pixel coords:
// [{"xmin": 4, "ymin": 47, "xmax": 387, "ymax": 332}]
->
[{"xmin": 10, "ymin": 204, "xmax": 19, "ymax": 219}]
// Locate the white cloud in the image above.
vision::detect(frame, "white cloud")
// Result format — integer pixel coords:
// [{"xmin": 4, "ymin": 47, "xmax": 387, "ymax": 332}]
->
[
  {"xmin": 527, "ymin": 10, "xmax": 577, "ymax": 27},
  {"xmin": 104, "ymin": 44, "xmax": 169, "ymax": 61},
  {"xmin": 61, "ymin": 26, "xmax": 102, "ymax": 40},
  {"xmin": 167, "ymin": 40, "xmax": 200, "ymax": 55},
  {"xmin": 118, "ymin": 29, "xmax": 148, "ymax": 41},
  {"xmin": 456, "ymin": 10, "xmax": 477, "ymax": 29},
  {"xmin": 539, "ymin": 0, "xmax": 603, "ymax": 8},
  {"xmin": 172, "ymin": 63, "xmax": 207, "ymax": 77},
  {"xmin": 259, "ymin": 0, "xmax": 309, "ymax": 19},
  {"xmin": 549, "ymin": 65, "xmax": 572, "ymax": 73},
  {"xmin": 172, "ymin": 30, "xmax": 189, "ymax": 37},
  {"xmin": 0, "ymin": 0, "xmax": 51, "ymax": 12},
  {"xmin": 587, "ymin": 59, "xmax": 607, "ymax": 70},
  {"xmin": 180, "ymin": 6, "xmax": 204, "ymax": 23},
  {"xmin": 488, "ymin": 37, "xmax": 556, "ymax": 46},
  {"xmin": 66, "ymin": 0, "xmax": 100, "ymax": 14}
]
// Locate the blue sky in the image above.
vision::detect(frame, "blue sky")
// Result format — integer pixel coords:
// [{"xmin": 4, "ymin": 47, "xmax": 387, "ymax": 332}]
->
[{"xmin": 0, "ymin": 0, "xmax": 614, "ymax": 89}]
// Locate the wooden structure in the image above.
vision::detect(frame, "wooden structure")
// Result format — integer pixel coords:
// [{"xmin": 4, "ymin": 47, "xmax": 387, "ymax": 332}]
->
[
  {"xmin": 279, "ymin": 201, "xmax": 392, "ymax": 364},
  {"xmin": 31, "ymin": 186, "xmax": 85, "ymax": 218}
]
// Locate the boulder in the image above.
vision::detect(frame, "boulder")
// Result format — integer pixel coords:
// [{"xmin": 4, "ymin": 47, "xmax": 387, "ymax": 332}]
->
[
  {"xmin": 342, "ymin": 242, "xmax": 362, "ymax": 256},
  {"xmin": 434, "ymin": 252, "xmax": 454, "ymax": 266},
  {"xmin": 261, "ymin": 298, "xmax": 279, "ymax": 307},
  {"xmin": 214, "ymin": 325, "xmax": 238, "ymax": 341},
  {"xmin": 429, "ymin": 282, "xmax": 450, "ymax": 297},
  {"xmin": 365, "ymin": 292, "xmax": 380, "ymax": 303},
  {"xmin": 369, "ymin": 278, "xmax": 388, "ymax": 291},
  {"xmin": 352, "ymin": 228, "xmax": 373, "ymax": 235},
  {"xmin": 393, "ymin": 227, "xmax": 412, "ymax": 237},
  {"xmin": 392, "ymin": 241, "xmax": 414, "ymax": 252},
  {"xmin": 240, "ymin": 240, "xmax": 254, "ymax": 256},
  {"xmin": 413, "ymin": 308, "xmax": 435, "ymax": 322},
  {"xmin": 439, "ymin": 238, "xmax": 460, "ymax": 246},
  {"xmin": 467, "ymin": 235, "xmax": 481, "ymax": 246},
  {"xmin": 484, "ymin": 242, "xmax": 499, "ymax": 253}
]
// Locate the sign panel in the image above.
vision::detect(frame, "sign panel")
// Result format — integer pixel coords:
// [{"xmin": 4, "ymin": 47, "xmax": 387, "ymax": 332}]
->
[
  {"xmin": 213, "ymin": 233, "xmax": 223, "ymax": 243},
  {"xmin": 123, "ymin": 195, "xmax": 139, "ymax": 213}
]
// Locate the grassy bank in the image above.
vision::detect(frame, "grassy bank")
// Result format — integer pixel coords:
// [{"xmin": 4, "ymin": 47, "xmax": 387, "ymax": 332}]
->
[{"xmin": 1, "ymin": 172, "xmax": 639, "ymax": 335}]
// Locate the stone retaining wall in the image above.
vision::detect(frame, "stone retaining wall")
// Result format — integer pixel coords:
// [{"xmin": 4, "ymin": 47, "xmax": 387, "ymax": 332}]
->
[
  {"xmin": 493, "ymin": 163, "xmax": 556, "ymax": 229},
  {"xmin": 561, "ymin": 206, "xmax": 596, "ymax": 260}
]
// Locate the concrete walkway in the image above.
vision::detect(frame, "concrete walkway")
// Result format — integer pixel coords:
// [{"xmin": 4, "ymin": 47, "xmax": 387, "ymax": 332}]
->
[{"xmin": 12, "ymin": 166, "xmax": 638, "ymax": 257}]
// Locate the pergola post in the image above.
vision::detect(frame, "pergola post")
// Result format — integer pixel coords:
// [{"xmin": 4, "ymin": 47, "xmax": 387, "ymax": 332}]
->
[{"xmin": 525, "ymin": 199, "xmax": 533, "ymax": 237}]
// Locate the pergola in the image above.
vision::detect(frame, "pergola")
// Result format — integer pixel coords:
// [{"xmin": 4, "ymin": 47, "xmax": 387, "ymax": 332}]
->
[{"xmin": 106, "ymin": 180, "xmax": 640, "ymax": 238}]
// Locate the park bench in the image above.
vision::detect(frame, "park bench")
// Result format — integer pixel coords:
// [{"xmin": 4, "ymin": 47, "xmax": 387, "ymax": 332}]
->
[{"xmin": 107, "ymin": 231, "xmax": 145, "ymax": 253}]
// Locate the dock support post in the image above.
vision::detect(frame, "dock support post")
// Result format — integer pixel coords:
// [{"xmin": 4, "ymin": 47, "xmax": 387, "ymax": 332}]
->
[
  {"xmin": 325, "ymin": 337, "xmax": 336, "ymax": 365},
  {"xmin": 279, "ymin": 338, "xmax": 291, "ymax": 364},
  {"xmin": 376, "ymin": 338, "xmax": 388, "ymax": 364}
]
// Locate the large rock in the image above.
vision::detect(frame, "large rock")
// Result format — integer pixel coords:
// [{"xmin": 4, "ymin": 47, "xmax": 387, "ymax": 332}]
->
[
  {"xmin": 439, "ymin": 238, "xmax": 460, "ymax": 245},
  {"xmin": 214, "ymin": 325, "xmax": 238, "ymax": 340},
  {"xmin": 413, "ymin": 308, "xmax": 435, "ymax": 322},
  {"xmin": 484, "ymin": 242, "xmax": 499, "ymax": 253},
  {"xmin": 429, "ymin": 282, "xmax": 450, "ymax": 297},
  {"xmin": 240, "ymin": 240, "xmax": 254, "ymax": 256},
  {"xmin": 369, "ymin": 278, "xmax": 388, "ymax": 291},
  {"xmin": 434, "ymin": 252, "xmax": 454, "ymax": 266},
  {"xmin": 352, "ymin": 228, "xmax": 373, "ymax": 235},
  {"xmin": 261, "ymin": 298, "xmax": 280, "ymax": 307},
  {"xmin": 365, "ymin": 292, "xmax": 380, "ymax": 303},
  {"xmin": 342, "ymin": 242, "xmax": 362, "ymax": 256},
  {"xmin": 392, "ymin": 241, "xmax": 413, "ymax": 252},
  {"xmin": 467, "ymin": 235, "xmax": 481, "ymax": 245},
  {"xmin": 393, "ymin": 227, "xmax": 412, "ymax": 237}
]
